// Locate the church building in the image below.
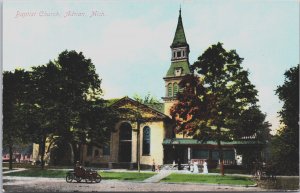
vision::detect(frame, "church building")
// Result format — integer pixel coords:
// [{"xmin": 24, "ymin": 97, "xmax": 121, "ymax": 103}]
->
[
  {"xmin": 33, "ymin": 9, "xmax": 263, "ymax": 169},
  {"xmin": 76, "ymin": 9, "xmax": 263, "ymax": 169}
]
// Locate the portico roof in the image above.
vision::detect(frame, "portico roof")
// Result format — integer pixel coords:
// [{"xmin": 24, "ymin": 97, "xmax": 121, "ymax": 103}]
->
[
  {"xmin": 162, "ymin": 138, "xmax": 264, "ymax": 146},
  {"xmin": 110, "ymin": 96, "xmax": 169, "ymax": 121}
]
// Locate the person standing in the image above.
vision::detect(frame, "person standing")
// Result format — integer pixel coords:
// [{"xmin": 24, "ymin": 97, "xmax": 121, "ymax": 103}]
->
[
  {"xmin": 193, "ymin": 161, "xmax": 199, "ymax": 173},
  {"xmin": 203, "ymin": 160, "xmax": 208, "ymax": 174},
  {"xmin": 152, "ymin": 159, "xmax": 156, "ymax": 172}
]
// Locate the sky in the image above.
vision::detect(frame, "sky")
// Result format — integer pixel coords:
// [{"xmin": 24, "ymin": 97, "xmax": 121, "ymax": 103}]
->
[{"xmin": 3, "ymin": 0, "xmax": 299, "ymax": 134}]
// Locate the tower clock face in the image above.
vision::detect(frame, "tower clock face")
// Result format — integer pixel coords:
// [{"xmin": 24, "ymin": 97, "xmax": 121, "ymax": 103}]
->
[{"xmin": 175, "ymin": 68, "xmax": 182, "ymax": 76}]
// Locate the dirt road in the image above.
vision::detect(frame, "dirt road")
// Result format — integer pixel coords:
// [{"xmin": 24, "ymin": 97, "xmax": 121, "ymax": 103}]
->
[{"xmin": 3, "ymin": 176, "xmax": 267, "ymax": 192}]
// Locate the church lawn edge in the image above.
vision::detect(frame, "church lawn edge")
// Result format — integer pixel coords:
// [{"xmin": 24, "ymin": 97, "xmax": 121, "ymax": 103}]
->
[
  {"xmin": 160, "ymin": 173, "xmax": 256, "ymax": 186},
  {"xmin": 3, "ymin": 169, "xmax": 156, "ymax": 181}
]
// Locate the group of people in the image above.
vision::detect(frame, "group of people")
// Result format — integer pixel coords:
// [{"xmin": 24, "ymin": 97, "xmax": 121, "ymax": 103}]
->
[{"xmin": 191, "ymin": 160, "xmax": 208, "ymax": 174}]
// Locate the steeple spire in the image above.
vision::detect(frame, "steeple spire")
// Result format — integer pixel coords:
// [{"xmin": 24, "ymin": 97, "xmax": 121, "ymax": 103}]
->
[
  {"xmin": 179, "ymin": 5, "xmax": 181, "ymax": 16},
  {"xmin": 171, "ymin": 7, "xmax": 188, "ymax": 49},
  {"xmin": 163, "ymin": 8, "xmax": 191, "ymax": 116}
]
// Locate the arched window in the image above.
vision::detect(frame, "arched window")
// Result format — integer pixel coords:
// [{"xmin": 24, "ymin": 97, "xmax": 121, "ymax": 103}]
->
[
  {"xmin": 173, "ymin": 83, "xmax": 179, "ymax": 96},
  {"xmin": 142, "ymin": 126, "xmax": 150, "ymax": 155},
  {"xmin": 168, "ymin": 83, "xmax": 172, "ymax": 97},
  {"xmin": 119, "ymin": 122, "xmax": 132, "ymax": 140}
]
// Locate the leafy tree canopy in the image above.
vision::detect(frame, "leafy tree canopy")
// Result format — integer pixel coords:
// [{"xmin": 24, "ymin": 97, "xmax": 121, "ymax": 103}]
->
[
  {"xmin": 171, "ymin": 42, "xmax": 269, "ymax": 141},
  {"xmin": 170, "ymin": 43, "xmax": 271, "ymax": 175},
  {"xmin": 133, "ymin": 93, "xmax": 161, "ymax": 104},
  {"xmin": 272, "ymin": 64, "xmax": 299, "ymax": 175},
  {"xmin": 3, "ymin": 50, "xmax": 120, "ymax": 167},
  {"xmin": 3, "ymin": 69, "xmax": 31, "ymax": 169}
]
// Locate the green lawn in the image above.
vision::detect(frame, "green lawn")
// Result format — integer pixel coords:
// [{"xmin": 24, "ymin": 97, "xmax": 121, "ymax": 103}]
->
[
  {"xmin": 101, "ymin": 171, "xmax": 155, "ymax": 181},
  {"xmin": 161, "ymin": 173, "xmax": 255, "ymax": 186},
  {"xmin": 2, "ymin": 163, "xmax": 73, "ymax": 169},
  {"xmin": 4, "ymin": 169, "xmax": 155, "ymax": 181},
  {"xmin": 3, "ymin": 169, "xmax": 67, "ymax": 178},
  {"xmin": 209, "ymin": 168, "xmax": 249, "ymax": 174}
]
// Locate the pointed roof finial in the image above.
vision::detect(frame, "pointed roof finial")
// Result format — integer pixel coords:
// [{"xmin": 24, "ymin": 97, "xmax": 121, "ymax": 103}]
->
[
  {"xmin": 171, "ymin": 5, "xmax": 188, "ymax": 48},
  {"xmin": 179, "ymin": 4, "xmax": 181, "ymax": 16}
]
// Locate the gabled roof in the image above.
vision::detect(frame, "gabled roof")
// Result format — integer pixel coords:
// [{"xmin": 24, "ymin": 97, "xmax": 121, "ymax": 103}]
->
[
  {"xmin": 110, "ymin": 96, "xmax": 169, "ymax": 121},
  {"xmin": 171, "ymin": 9, "xmax": 189, "ymax": 48}
]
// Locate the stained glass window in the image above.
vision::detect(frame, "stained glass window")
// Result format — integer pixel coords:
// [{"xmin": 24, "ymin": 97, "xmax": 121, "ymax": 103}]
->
[{"xmin": 143, "ymin": 126, "xmax": 150, "ymax": 155}]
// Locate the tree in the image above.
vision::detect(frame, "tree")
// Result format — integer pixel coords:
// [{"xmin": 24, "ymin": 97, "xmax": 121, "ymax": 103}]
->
[
  {"xmin": 133, "ymin": 93, "xmax": 161, "ymax": 104},
  {"xmin": 27, "ymin": 62, "xmax": 62, "ymax": 169},
  {"xmin": 3, "ymin": 70, "xmax": 31, "ymax": 169},
  {"xmin": 133, "ymin": 93, "xmax": 163, "ymax": 113},
  {"xmin": 171, "ymin": 43, "xmax": 270, "ymax": 175},
  {"xmin": 3, "ymin": 50, "xmax": 119, "ymax": 168},
  {"xmin": 44, "ymin": 50, "xmax": 119, "ymax": 165},
  {"xmin": 272, "ymin": 64, "xmax": 299, "ymax": 175}
]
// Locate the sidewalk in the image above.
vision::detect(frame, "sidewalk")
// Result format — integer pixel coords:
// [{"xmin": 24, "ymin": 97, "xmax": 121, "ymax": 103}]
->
[
  {"xmin": 2, "ymin": 168, "xmax": 27, "ymax": 174},
  {"xmin": 143, "ymin": 170, "xmax": 173, "ymax": 183}
]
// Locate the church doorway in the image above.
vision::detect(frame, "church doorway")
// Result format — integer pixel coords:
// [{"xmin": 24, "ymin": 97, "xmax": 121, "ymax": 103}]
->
[{"xmin": 118, "ymin": 122, "xmax": 132, "ymax": 162}]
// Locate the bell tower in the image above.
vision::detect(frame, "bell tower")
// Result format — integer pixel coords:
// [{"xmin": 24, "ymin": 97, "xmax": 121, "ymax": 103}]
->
[{"xmin": 163, "ymin": 8, "xmax": 191, "ymax": 116}]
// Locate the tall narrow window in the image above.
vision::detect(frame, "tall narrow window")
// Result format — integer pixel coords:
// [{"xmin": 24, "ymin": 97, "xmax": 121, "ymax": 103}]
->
[
  {"xmin": 143, "ymin": 126, "xmax": 150, "ymax": 155},
  {"xmin": 103, "ymin": 143, "xmax": 110, "ymax": 156},
  {"xmin": 173, "ymin": 83, "xmax": 179, "ymax": 96},
  {"xmin": 168, "ymin": 83, "xmax": 172, "ymax": 97},
  {"xmin": 173, "ymin": 52, "xmax": 176, "ymax": 58},
  {"xmin": 183, "ymin": 50, "xmax": 185, "ymax": 57}
]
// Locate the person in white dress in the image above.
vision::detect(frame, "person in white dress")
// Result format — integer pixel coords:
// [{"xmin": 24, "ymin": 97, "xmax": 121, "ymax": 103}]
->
[
  {"xmin": 193, "ymin": 161, "xmax": 199, "ymax": 173},
  {"xmin": 202, "ymin": 160, "xmax": 208, "ymax": 174}
]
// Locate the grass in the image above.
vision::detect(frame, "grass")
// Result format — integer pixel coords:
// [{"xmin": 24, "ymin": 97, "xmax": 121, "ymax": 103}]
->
[
  {"xmin": 2, "ymin": 163, "xmax": 73, "ymax": 169},
  {"xmin": 101, "ymin": 171, "xmax": 155, "ymax": 181},
  {"xmin": 161, "ymin": 173, "xmax": 255, "ymax": 186},
  {"xmin": 209, "ymin": 168, "xmax": 249, "ymax": 174},
  {"xmin": 3, "ymin": 169, "xmax": 67, "ymax": 178},
  {"xmin": 4, "ymin": 169, "xmax": 155, "ymax": 181}
]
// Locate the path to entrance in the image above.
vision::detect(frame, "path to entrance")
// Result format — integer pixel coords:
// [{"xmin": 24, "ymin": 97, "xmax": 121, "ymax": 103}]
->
[
  {"xmin": 2, "ymin": 168, "xmax": 27, "ymax": 174},
  {"xmin": 143, "ymin": 170, "xmax": 173, "ymax": 183}
]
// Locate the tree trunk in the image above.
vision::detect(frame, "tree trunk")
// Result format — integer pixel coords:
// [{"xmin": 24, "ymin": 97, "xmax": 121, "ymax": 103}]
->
[
  {"xmin": 217, "ymin": 126, "xmax": 224, "ymax": 176},
  {"xmin": 72, "ymin": 142, "xmax": 80, "ymax": 166},
  {"xmin": 78, "ymin": 144, "xmax": 82, "ymax": 165},
  {"xmin": 137, "ymin": 121, "xmax": 141, "ymax": 173},
  {"xmin": 8, "ymin": 144, "xmax": 13, "ymax": 170},
  {"xmin": 40, "ymin": 135, "xmax": 46, "ymax": 169},
  {"xmin": 217, "ymin": 139, "xmax": 224, "ymax": 176}
]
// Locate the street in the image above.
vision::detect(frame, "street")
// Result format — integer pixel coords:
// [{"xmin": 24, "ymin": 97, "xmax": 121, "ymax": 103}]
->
[{"xmin": 3, "ymin": 176, "xmax": 267, "ymax": 192}]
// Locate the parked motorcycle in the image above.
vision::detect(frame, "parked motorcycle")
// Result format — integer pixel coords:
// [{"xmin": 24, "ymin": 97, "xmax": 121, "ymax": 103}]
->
[{"xmin": 66, "ymin": 166, "xmax": 101, "ymax": 183}]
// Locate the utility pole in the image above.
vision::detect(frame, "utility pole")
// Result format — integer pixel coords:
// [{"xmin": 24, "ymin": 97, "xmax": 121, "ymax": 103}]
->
[{"xmin": 137, "ymin": 120, "xmax": 141, "ymax": 173}]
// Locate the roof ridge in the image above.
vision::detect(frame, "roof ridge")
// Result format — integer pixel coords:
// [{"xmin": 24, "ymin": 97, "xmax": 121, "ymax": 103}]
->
[{"xmin": 111, "ymin": 96, "xmax": 169, "ymax": 119}]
